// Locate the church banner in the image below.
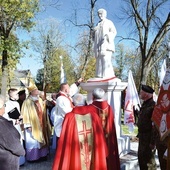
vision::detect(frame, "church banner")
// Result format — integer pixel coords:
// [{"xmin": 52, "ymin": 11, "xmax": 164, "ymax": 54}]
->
[
  {"xmin": 124, "ymin": 70, "xmax": 141, "ymax": 132},
  {"xmin": 152, "ymin": 68, "xmax": 170, "ymax": 141}
]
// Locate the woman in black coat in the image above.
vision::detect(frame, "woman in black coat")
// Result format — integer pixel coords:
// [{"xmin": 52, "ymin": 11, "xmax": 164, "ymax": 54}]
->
[{"xmin": 0, "ymin": 95, "xmax": 25, "ymax": 170}]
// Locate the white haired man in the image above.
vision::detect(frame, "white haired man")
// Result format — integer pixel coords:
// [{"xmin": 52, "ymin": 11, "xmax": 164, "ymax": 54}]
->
[
  {"xmin": 52, "ymin": 93, "xmax": 108, "ymax": 169},
  {"xmin": 137, "ymin": 85, "xmax": 156, "ymax": 169},
  {"xmin": 72, "ymin": 93, "xmax": 87, "ymax": 106},
  {"xmin": 73, "ymin": 88, "xmax": 120, "ymax": 170}
]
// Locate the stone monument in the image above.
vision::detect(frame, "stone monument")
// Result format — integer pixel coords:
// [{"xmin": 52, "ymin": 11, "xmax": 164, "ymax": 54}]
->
[
  {"xmin": 92, "ymin": 8, "xmax": 117, "ymax": 79},
  {"xmin": 80, "ymin": 8, "xmax": 130, "ymax": 156}
]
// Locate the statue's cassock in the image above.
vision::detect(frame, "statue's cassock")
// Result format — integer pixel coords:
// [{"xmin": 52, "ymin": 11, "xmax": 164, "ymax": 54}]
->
[{"xmin": 52, "ymin": 107, "xmax": 108, "ymax": 170}]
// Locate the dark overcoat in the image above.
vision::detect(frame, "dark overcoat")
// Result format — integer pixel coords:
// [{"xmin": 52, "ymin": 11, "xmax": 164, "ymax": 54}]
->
[{"xmin": 0, "ymin": 116, "xmax": 25, "ymax": 170}]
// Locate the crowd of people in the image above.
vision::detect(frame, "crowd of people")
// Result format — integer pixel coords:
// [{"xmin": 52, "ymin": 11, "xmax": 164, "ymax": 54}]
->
[
  {"xmin": 0, "ymin": 5, "xmax": 169, "ymax": 170},
  {"xmin": 52, "ymin": 87, "xmax": 120, "ymax": 170},
  {"xmin": 0, "ymin": 76, "xmax": 121, "ymax": 170},
  {"xmin": 0, "ymin": 78, "xmax": 169, "ymax": 170},
  {"xmin": 0, "ymin": 84, "xmax": 52, "ymax": 170}
]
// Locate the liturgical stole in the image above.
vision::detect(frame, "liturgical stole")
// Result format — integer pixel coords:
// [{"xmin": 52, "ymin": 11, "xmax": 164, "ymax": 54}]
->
[{"xmin": 75, "ymin": 114, "xmax": 93, "ymax": 170}]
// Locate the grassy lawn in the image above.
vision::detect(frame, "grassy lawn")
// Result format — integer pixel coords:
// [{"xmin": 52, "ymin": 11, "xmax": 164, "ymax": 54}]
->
[
  {"xmin": 121, "ymin": 124, "xmax": 138, "ymax": 136},
  {"xmin": 121, "ymin": 111, "xmax": 138, "ymax": 137}
]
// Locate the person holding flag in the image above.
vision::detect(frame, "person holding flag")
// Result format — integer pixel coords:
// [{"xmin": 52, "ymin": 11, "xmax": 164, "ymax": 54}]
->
[{"xmin": 137, "ymin": 84, "xmax": 156, "ymax": 170}]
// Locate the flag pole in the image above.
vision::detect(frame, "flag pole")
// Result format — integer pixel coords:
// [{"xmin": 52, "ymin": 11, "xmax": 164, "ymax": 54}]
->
[{"xmin": 60, "ymin": 56, "xmax": 67, "ymax": 84}]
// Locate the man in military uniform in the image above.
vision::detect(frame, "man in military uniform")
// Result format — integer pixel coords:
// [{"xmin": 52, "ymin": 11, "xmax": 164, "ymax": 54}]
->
[{"xmin": 137, "ymin": 85, "xmax": 156, "ymax": 170}]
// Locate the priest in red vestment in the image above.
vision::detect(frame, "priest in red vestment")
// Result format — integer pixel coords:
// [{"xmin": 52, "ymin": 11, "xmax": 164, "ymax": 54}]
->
[
  {"xmin": 73, "ymin": 88, "xmax": 120, "ymax": 170},
  {"xmin": 52, "ymin": 93, "xmax": 108, "ymax": 170}
]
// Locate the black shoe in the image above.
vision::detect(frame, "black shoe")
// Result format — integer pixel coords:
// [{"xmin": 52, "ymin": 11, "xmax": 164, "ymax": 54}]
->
[{"xmin": 39, "ymin": 156, "xmax": 48, "ymax": 161}]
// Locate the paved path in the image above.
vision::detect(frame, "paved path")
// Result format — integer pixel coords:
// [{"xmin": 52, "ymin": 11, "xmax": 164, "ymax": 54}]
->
[
  {"xmin": 120, "ymin": 139, "xmax": 161, "ymax": 170},
  {"xmin": 20, "ymin": 149, "xmax": 55, "ymax": 170},
  {"xmin": 20, "ymin": 140, "xmax": 161, "ymax": 170}
]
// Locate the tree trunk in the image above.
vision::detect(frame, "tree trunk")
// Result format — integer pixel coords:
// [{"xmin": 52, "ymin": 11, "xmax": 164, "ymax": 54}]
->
[
  {"xmin": 141, "ymin": 63, "xmax": 150, "ymax": 84},
  {"xmin": 1, "ymin": 50, "xmax": 8, "ymax": 99}
]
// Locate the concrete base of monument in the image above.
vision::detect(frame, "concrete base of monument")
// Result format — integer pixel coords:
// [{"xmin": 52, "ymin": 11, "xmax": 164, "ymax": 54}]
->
[
  {"xmin": 81, "ymin": 77, "xmax": 126, "ymax": 93},
  {"xmin": 118, "ymin": 135, "xmax": 130, "ymax": 156},
  {"xmin": 87, "ymin": 76, "xmax": 117, "ymax": 82},
  {"xmin": 120, "ymin": 141, "xmax": 139, "ymax": 170},
  {"xmin": 120, "ymin": 140, "xmax": 160, "ymax": 170},
  {"xmin": 80, "ymin": 77, "xmax": 129, "ymax": 156}
]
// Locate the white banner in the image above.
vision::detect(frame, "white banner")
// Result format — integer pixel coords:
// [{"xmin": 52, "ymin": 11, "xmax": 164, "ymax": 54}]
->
[
  {"xmin": 124, "ymin": 70, "xmax": 141, "ymax": 132},
  {"xmin": 159, "ymin": 59, "xmax": 166, "ymax": 87},
  {"xmin": 60, "ymin": 56, "xmax": 67, "ymax": 84}
]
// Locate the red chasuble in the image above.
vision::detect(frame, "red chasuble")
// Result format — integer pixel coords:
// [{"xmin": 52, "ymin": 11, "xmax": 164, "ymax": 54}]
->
[
  {"xmin": 52, "ymin": 107, "xmax": 108, "ymax": 170},
  {"xmin": 73, "ymin": 101, "xmax": 120, "ymax": 170}
]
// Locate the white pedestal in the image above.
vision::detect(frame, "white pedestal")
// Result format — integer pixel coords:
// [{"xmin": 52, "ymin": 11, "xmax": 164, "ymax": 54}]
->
[{"xmin": 80, "ymin": 77, "xmax": 130, "ymax": 156}]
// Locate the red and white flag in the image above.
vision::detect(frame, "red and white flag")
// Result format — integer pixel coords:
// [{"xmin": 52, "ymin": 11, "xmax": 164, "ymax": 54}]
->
[
  {"xmin": 124, "ymin": 70, "xmax": 141, "ymax": 132},
  {"xmin": 159, "ymin": 59, "xmax": 167, "ymax": 87},
  {"xmin": 60, "ymin": 56, "xmax": 67, "ymax": 84}
]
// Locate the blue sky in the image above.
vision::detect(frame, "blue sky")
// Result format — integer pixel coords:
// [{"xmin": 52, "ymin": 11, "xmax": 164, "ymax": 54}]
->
[
  {"xmin": 17, "ymin": 0, "xmax": 124, "ymax": 77},
  {"xmin": 16, "ymin": 0, "xmax": 170, "ymax": 77}
]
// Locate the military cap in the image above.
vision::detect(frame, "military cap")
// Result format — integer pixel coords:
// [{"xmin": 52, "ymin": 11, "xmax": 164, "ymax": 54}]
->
[{"xmin": 141, "ymin": 84, "xmax": 154, "ymax": 94}]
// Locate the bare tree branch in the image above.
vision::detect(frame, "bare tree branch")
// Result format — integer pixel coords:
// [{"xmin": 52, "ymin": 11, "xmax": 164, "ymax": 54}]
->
[
  {"xmin": 65, "ymin": 19, "xmax": 91, "ymax": 29},
  {"xmin": 117, "ymin": 36, "xmax": 140, "ymax": 43}
]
